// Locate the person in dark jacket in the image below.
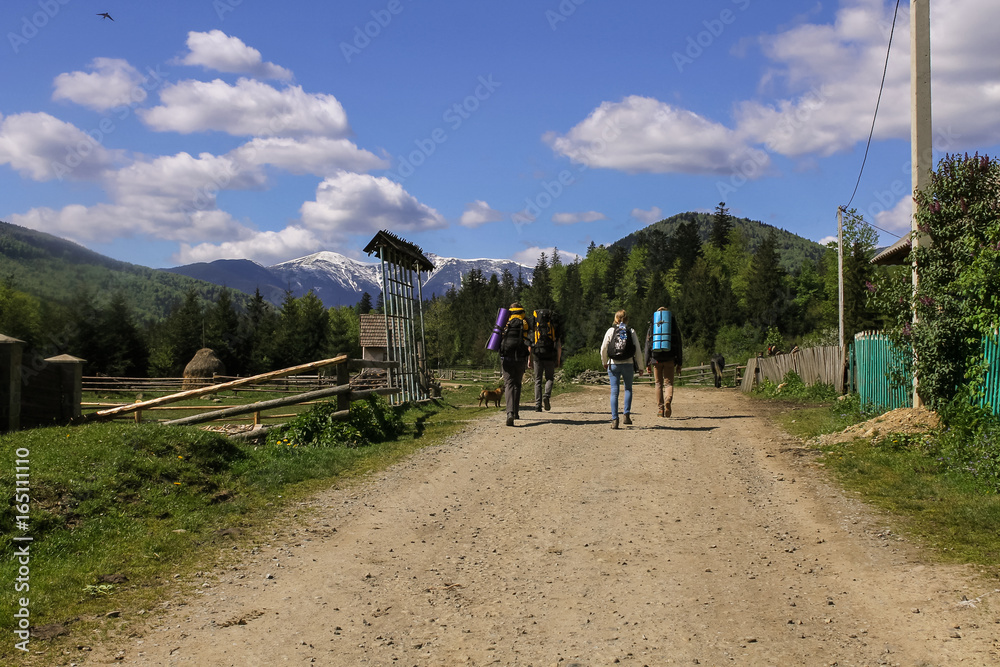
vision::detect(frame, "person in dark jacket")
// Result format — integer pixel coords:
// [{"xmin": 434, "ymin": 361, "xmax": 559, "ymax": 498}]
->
[
  {"xmin": 528, "ymin": 309, "xmax": 562, "ymax": 412},
  {"xmin": 499, "ymin": 302, "xmax": 530, "ymax": 427},
  {"xmin": 643, "ymin": 307, "xmax": 683, "ymax": 417}
]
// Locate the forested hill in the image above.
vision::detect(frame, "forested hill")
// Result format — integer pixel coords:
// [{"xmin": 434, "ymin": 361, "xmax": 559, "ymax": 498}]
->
[
  {"xmin": 613, "ymin": 211, "xmax": 829, "ymax": 271},
  {"xmin": 0, "ymin": 220, "xmax": 243, "ymax": 321}
]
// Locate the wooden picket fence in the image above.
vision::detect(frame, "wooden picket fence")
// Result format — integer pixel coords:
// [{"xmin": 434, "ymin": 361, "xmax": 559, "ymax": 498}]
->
[{"xmin": 740, "ymin": 346, "xmax": 846, "ymax": 394}]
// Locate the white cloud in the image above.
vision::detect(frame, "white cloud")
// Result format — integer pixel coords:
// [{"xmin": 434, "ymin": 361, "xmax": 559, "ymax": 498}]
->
[
  {"xmin": 818, "ymin": 235, "xmax": 838, "ymax": 246},
  {"xmin": 52, "ymin": 58, "xmax": 149, "ymax": 111},
  {"xmin": 459, "ymin": 200, "xmax": 504, "ymax": 228},
  {"xmin": 549, "ymin": 0, "xmax": 1000, "ymax": 175},
  {"xmin": 0, "ymin": 112, "xmax": 118, "ymax": 181},
  {"xmin": 140, "ymin": 78, "xmax": 350, "ymax": 138},
  {"xmin": 228, "ymin": 136, "xmax": 387, "ymax": 176},
  {"xmin": 300, "ymin": 172, "xmax": 447, "ymax": 240},
  {"xmin": 512, "ymin": 246, "xmax": 581, "ymax": 266},
  {"xmin": 631, "ymin": 206, "xmax": 663, "ymax": 224},
  {"xmin": 177, "ymin": 30, "xmax": 293, "ymax": 80},
  {"xmin": 873, "ymin": 195, "xmax": 913, "ymax": 237},
  {"xmin": 544, "ymin": 96, "xmax": 768, "ymax": 176},
  {"xmin": 176, "ymin": 226, "xmax": 322, "ymax": 265},
  {"xmin": 552, "ymin": 211, "xmax": 607, "ymax": 225},
  {"xmin": 11, "ymin": 150, "xmax": 266, "ymax": 243}
]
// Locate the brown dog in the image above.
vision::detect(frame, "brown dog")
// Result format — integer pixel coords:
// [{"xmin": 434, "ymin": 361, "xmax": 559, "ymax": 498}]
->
[{"xmin": 478, "ymin": 385, "xmax": 504, "ymax": 408}]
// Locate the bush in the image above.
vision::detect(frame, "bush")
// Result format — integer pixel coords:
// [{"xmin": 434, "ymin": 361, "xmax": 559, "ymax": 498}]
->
[
  {"xmin": 268, "ymin": 395, "xmax": 403, "ymax": 449},
  {"xmin": 561, "ymin": 349, "xmax": 603, "ymax": 379},
  {"xmin": 752, "ymin": 370, "xmax": 839, "ymax": 401},
  {"xmin": 934, "ymin": 393, "xmax": 1000, "ymax": 493}
]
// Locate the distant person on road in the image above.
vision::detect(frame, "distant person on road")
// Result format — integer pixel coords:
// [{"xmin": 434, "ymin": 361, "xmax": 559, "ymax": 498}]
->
[
  {"xmin": 644, "ymin": 307, "xmax": 683, "ymax": 417},
  {"xmin": 499, "ymin": 302, "xmax": 531, "ymax": 427},
  {"xmin": 601, "ymin": 310, "xmax": 645, "ymax": 429},
  {"xmin": 528, "ymin": 308, "xmax": 562, "ymax": 413}
]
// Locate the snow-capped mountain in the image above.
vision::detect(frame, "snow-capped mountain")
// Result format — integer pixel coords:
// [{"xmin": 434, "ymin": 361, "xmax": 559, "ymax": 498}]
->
[
  {"xmin": 166, "ymin": 251, "xmax": 534, "ymax": 307},
  {"xmin": 268, "ymin": 251, "xmax": 382, "ymax": 307}
]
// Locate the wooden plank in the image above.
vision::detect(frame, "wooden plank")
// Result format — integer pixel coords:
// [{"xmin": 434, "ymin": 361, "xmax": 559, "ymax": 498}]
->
[
  {"xmin": 162, "ymin": 386, "xmax": 396, "ymax": 426},
  {"xmin": 89, "ymin": 355, "xmax": 349, "ymax": 419}
]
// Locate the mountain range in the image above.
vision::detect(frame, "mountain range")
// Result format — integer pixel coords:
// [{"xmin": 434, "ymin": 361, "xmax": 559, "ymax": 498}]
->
[
  {"xmin": 164, "ymin": 252, "xmax": 536, "ymax": 308},
  {"xmin": 2, "ymin": 212, "xmax": 829, "ymax": 317}
]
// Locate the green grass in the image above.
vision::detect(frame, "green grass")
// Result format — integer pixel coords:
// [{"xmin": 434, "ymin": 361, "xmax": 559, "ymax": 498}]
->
[
  {"xmin": 815, "ymin": 438, "xmax": 1000, "ymax": 569},
  {"xmin": 1, "ymin": 382, "xmax": 575, "ymax": 662},
  {"xmin": 764, "ymin": 392, "xmax": 1000, "ymax": 576}
]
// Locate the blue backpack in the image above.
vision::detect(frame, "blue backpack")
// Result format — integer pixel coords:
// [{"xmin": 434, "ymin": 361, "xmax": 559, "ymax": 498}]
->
[{"xmin": 652, "ymin": 310, "xmax": 672, "ymax": 352}]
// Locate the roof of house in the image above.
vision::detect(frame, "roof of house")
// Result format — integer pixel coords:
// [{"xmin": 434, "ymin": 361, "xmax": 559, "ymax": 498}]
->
[
  {"xmin": 871, "ymin": 235, "xmax": 911, "ymax": 265},
  {"xmin": 359, "ymin": 313, "xmax": 388, "ymax": 348}
]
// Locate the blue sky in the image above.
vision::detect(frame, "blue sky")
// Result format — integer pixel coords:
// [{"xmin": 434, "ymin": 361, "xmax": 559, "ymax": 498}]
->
[{"xmin": 2, "ymin": 0, "xmax": 999, "ymax": 269}]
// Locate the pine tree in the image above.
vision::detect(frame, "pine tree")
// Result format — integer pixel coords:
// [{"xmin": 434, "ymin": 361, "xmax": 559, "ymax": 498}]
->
[
  {"xmin": 744, "ymin": 231, "xmax": 787, "ymax": 330},
  {"xmin": 356, "ymin": 291, "xmax": 373, "ymax": 315},
  {"xmin": 710, "ymin": 202, "xmax": 733, "ymax": 249}
]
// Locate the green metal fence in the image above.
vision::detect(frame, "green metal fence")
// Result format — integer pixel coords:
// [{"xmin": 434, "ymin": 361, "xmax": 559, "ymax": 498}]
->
[
  {"xmin": 853, "ymin": 332, "xmax": 910, "ymax": 411},
  {"xmin": 854, "ymin": 331, "xmax": 1000, "ymax": 415}
]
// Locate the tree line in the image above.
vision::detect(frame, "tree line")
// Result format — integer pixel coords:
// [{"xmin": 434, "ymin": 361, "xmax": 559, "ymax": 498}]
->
[{"xmin": 1, "ymin": 202, "xmax": 888, "ymax": 377}]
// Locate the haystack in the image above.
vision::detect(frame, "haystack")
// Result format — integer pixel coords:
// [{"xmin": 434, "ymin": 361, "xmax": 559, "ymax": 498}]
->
[{"xmin": 182, "ymin": 348, "xmax": 226, "ymax": 389}]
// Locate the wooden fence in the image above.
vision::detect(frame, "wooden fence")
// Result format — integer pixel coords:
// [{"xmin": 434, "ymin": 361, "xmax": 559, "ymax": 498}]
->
[
  {"xmin": 82, "ymin": 356, "xmax": 398, "ymax": 427},
  {"xmin": 740, "ymin": 346, "xmax": 846, "ymax": 394}
]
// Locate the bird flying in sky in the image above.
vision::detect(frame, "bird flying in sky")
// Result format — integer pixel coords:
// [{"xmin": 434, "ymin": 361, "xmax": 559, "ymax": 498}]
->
[{"xmin": 97, "ymin": 12, "xmax": 114, "ymax": 21}]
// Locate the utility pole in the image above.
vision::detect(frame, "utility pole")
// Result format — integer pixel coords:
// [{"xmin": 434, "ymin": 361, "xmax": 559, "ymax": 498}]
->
[
  {"xmin": 910, "ymin": 0, "xmax": 931, "ymax": 408},
  {"xmin": 837, "ymin": 206, "xmax": 845, "ymax": 352}
]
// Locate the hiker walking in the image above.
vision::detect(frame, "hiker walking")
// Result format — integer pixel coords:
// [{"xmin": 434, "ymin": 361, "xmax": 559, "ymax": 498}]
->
[
  {"xmin": 600, "ymin": 310, "xmax": 645, "ymax": 429},
  {"xmin": 499, "ymin": 302, "xmax": 531, "ymax": 427},
  {"xmin": 528, "ymin": 308, "xmax": 562, "ymax": 412},
  {"xmin": 644, "ymin": 307, "xmax": 683, "ymax": 417}
]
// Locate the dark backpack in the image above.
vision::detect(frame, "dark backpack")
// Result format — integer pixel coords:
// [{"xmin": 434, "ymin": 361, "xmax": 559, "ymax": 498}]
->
[
  {"xmin": 532, "ymin": 309, "xmax": 557, "ymax": 358},
  {"xmin": 609, "ymin": 323, "xmax": 635, "ymax": 361},
  {"xmin": 500, "ymin": 311, "xmax": 529, "ymax": 358}
]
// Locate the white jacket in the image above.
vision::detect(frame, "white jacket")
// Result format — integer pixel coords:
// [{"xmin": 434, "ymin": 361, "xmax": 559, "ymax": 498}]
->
[{"xmin": 600, "ymin": 325, "xmax": 645, "ymax": 368}]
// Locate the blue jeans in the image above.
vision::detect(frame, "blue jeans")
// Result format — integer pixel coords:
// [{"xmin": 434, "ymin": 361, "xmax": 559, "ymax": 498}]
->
[{"xmin": 607, "ymin": 361, "xmax": 634, "ymax": 420}]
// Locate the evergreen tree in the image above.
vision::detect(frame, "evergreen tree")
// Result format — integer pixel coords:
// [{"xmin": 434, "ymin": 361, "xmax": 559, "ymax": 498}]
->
[
  {"xmin": 744, "ymin": 231, "xmax": 787, "ymax": 330},
  {"xmin": 241, "ymin": 288, "xmax": 277, "ymax": 374},
  {"xmin": 205, "ymin": 286, "xmax": 240, "ymax": 374},
  {"xmin": 671, "ymin": 219, "xmax": 703, "ymax": 276},
  {"xmin": 356, "ymin": 292, "xmax": 373, "ymax": 316},
  {"xmin": 327, "ymin": 305, "xmax": 361, "ymax": 359},
  {"xmin": 529, "ymin": 253, "xmax": 554, "ymax": 310},
  {"xmin": 710, "ymin": 202, "xmax": 733, "ymax": 249},
  {"xmin": 97, "ymin": 292, "xmax": 149, "ymax": 377}
]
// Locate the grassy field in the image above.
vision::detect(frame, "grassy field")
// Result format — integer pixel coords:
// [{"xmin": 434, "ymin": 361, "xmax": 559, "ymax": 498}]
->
[{"xmin": 1, "ymin": 381, "xmax": 578, "ymax": 662}]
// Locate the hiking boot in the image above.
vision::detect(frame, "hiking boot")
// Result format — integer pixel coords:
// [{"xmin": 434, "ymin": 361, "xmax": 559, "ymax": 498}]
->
[
  {"xmin": 657, "ymin": 408, "xmax": 664, "ymax": 417},
  {"xmin": 611, "ymin": 418, "xmax": 619, "ymax": 430},
  {"xmin": 535, "ymin": 404, "xmax": 543, "ymax": 412},
  {"xmin": 663, "ymin": 403, "xmax": 672, "ymax": 418},
  {"xmin": 623, "ymin": 414, "xmax": 632, "ymax": 425},
  {"xmin": 543, "ymin": 397, "xmax": 551, "ymax": 411},
  {"xmin": 506, "ymin": 413, "xmax": 515, "ymax": 427}
]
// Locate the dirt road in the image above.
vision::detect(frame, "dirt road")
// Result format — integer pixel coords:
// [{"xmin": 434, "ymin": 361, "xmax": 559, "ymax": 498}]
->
[{"xmin": 89, "ymin": 386, "xmax": 998, "ymax": 666}]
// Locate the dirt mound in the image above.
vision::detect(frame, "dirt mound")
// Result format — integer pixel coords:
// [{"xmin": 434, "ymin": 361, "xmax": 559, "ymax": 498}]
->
[{"xmin": 814, "ymin": 406, "xmax": 940, "ymax": 446}]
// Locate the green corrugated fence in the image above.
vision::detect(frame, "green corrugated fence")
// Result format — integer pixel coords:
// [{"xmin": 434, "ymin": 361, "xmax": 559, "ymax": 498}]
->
[
  {"xmin": 853, "ymin": 332, "xmax": 910, "ymax": 411},
  {"xmin": 854, "ymin": 330, "xmax": 1000, "ymax": 415}
]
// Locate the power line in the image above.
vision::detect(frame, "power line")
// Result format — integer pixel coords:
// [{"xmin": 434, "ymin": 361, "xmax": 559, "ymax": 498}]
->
[{"xmin": 845, "ymin": 0, "xmax": 902, "ymax": 210}]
